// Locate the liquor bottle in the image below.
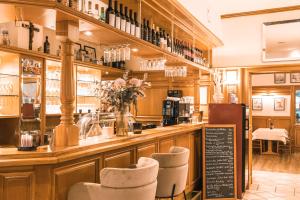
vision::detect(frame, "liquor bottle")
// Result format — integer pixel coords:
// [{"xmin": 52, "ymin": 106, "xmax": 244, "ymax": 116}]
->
[
  {"xmin": 125, "ymin": 7, "xmax": 131, "ymax": 34},
  {"xmin": 134, "ymin": 12, "xmax": 140, "ymax": 38},
  {"xmin": 129, "ymin": 9, "xmax": 135, "ymax": 36},
  {"xmin": 120, "ymin": 4, "xmax": 126, "ymax": 32},
  {"xmin": 147, "ymin": 20, "xmax": 151, "ymax": 42},
  {"xmin": 95, "ymin": 3, "xmax": 100, "ymax": 19},
  {"xmin": 155, "ymin": 27, "xmax": 160, "ymax": 46},
  {"xmin": 44, "ymin": 36, "xmax": 50, "ymax": 54},
  {"xmin": 87, "ymin": 0, "xmax": 92, "ymax": 15},
  {"xmin": 100, "ymin": 7, "xmax": 105, "ymax": 22},
  {"xmin": 159, "ymin": 28, "xmax": 164, "ymax": 48},
  {"xmin": 114, "ymin": 1, "xmax": 121, "ymax": 29},
  {"xmin": 106, "ymin": 0, "xmax": 115, "ymax": 26},
  {"xmin": 162, "ymin": 30, "xmax": 167, "ymax": 50},
  {"xmin": 167, "ymin": 34, "xmax": 171, "ymax": 52},
  {"xmin": 142, "ymin": 19, "xmax": 148, "ymax": 41},
  {"xmin": 151, "ymin": 24, "xmax": 156, "ymax": 45}
]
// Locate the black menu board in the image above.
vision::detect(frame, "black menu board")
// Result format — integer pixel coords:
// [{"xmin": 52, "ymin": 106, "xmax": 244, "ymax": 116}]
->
[{"xmin": 203, "ymin": 125, "xmax": 237, "ymax": 200}]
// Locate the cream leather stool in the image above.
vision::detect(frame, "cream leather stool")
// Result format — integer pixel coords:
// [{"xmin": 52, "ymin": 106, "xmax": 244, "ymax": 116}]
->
[
  {"xmin": 68, "ymin": 157, "xmax": 159, "ymax": 200},
  {"xmin": 152, "ymin": 146, "xmax": 190, "ymax": 200}
]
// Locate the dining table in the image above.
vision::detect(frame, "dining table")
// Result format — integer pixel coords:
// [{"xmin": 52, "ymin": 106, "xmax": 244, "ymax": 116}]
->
[{"xmin": 252, "ymin": 128, "xmax": 289, "ymax": 155}]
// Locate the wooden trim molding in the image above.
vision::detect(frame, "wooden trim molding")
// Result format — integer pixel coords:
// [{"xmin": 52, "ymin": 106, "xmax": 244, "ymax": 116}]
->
[{"xmin": 221, "ymin": 5, "xmax": 300, "ymax": 19}]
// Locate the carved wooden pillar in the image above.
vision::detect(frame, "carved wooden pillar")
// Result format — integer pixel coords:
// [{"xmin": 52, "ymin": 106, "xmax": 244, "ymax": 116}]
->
[
  {"xmin": 194, "ymin": 69, "xmax": 201, "ymax": 112},
  {"xmin": 55, "ymin": 21, "xmax": 79, "ymax": 147}
]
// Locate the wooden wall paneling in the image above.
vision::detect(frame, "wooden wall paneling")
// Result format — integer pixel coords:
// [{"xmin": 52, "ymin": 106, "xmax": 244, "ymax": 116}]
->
[
  {"xmin": 137, "ymin": 142, "xmax": 158, "ymax": 159},
  {"xmin": 189, "ymin": 131, "xmax": 201, "ymax": 188},
  {"xmin": 295, "ymin": 126, "xmax": 300, "ymax": 148},
  {"xmin": 104, "ymin": 148, "xmax": 135, "ymax": 168},
  {"xmin": 0, "ymin": 171, "xmax": 35, "ymax": 200},
  {"xmin": 53, "ymin": 160, "xmax": 97, "ymax": 200},
  {"xmin": 159, "ymin": 137, "xmax": 175, "ymax": 153},
  {"xmin": 35, "ymin": 165, "xmax": 52, "ymax": 200}
]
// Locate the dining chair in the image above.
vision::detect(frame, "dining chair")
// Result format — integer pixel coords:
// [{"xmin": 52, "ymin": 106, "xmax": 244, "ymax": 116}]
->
[
  {"xmin": 151, "ymin": 146, "xmax": 190, "ymax": 200},
  {"xmin": 68, "ymin": 157, "xmax": 159, "ymax": 200},
  {"xmin": 277, "ymin": 127, "xmax": 294, "ymax": 155}
]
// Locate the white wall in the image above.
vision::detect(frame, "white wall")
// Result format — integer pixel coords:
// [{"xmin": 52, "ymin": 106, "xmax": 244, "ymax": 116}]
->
[
  {"xmin": 252, "ymin": 95, "xmax": 290, "ymax": 117},
  {"xmin": 252, "ymin": 73, "xmax": 300, "ymax": 87},
  {"xmin": 212, "ymin": 10, "xmax": 300, "ymax": 67},
  {"xmin": 177, "ymin": 0, "xmax": 223, "ymax": 41},
  {"xmin": 212, "ymin": 0, "xmax": 300, "ymax": 15}
]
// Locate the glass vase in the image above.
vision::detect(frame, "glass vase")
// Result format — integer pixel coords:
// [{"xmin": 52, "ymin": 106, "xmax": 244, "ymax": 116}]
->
[{"xmin": 115, "ymin": 110, "xmax": 129, "ymax": 137}]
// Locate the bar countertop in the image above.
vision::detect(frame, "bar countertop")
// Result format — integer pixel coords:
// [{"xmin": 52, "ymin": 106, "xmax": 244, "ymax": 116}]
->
[{"xmin": 0, "ymin": 123, "xmax": 203, "ymax": 167}]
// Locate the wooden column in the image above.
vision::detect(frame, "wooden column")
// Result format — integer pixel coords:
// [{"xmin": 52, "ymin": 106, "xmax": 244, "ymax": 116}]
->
[
  {"xmin": 194, "ymin": 69, "xmax": 201, "ymax": 111},
  {"xmin": 54, "ymin": 21, "xmax": 79, "ymax": 147}
]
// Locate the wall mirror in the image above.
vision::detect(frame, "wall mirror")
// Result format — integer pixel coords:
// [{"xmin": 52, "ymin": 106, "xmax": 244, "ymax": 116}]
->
[{"xmin": 262, "ymin": 19, "xmax": 300, "ymax": 62}]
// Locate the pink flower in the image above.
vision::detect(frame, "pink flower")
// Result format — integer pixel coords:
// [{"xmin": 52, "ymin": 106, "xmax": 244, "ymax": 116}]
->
[
  {"xmin": 129, "ymin": 78, "xmax": 142, "ymax": 87},
  {"xmin": 114, "ymin": 78, "xmax": 126, "ymax": 89}
]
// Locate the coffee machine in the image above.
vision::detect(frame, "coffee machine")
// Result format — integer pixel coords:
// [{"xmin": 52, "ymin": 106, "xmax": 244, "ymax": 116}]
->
[
  {"xmin": 178, "ymin": 96, "xmax": 194, "ymax": 123},
  {"xmin": 162, "ymin": 90, "xmax": 182, "ymax": 126}
]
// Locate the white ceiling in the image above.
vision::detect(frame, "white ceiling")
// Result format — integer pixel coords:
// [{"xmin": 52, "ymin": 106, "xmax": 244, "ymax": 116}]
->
[{"xmin": 214, "ymin": 0, "xmax": 300, "ymax": 15}]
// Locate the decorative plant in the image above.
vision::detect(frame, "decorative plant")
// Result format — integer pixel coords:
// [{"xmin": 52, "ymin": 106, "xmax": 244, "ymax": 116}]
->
[{"xmin": 95, "ymin": 71, "xmax": 150, "ymax": 114}]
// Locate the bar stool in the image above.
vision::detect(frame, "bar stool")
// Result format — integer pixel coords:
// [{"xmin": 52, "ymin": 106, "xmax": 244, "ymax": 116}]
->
[
  {"xmin": 68, "ymin": 157, "xmax": 159, "ymax": 200},
  {"xmin": 151, "ymin": 146, "xmax": 190, "ymax": 200}
]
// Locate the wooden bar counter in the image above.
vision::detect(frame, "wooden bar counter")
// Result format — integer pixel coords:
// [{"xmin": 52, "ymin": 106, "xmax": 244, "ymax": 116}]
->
[{"xmin": 0, "ymin": 124, "xmax": 203, "ymax": 200}]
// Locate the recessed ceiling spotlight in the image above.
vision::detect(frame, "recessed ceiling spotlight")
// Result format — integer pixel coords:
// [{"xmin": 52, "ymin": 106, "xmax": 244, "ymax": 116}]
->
[
  {"xmin": 105, "ymin": 71, "xmax": 109, "ymax": 75},
  {"xmin": 84, "ymin": 31, "xmax": 93, "ymax": 36},
  {"xmin": 131, "ymin": 48, "xmax": 139, "ymax": 52}
]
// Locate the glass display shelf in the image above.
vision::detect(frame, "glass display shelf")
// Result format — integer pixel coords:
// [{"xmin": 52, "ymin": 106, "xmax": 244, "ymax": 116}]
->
[
  {"xmin": 46, "ymin": 60, "xmax": 62, "ymax": 114},
  {"xmin": 77, "ymin": 65, "xmax": 101, "ymax": 113},
  {"xmin": 0, "ymin": 51, "xmax": 20, "ymax": 116}
]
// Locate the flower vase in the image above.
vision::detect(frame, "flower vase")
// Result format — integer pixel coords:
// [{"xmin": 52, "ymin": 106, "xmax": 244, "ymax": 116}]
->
[{"xmin": 115, "ymin": 110, "xmax": 129, "ymax": 136}]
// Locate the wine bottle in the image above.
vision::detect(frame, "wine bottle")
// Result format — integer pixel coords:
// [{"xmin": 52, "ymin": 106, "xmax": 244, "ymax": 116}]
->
[
  {"xmin": 147, "ymin": 20, "xmax": 151, "ymax": 42},
  {"xmin": 120, "ymin": 4, "xmax": 126, "ymax": 32},
  {"xmin": 106, "ymin": 0, "xmax": 115, "ymax": 26},
  {"xmin": 151, "ymin": 24, "xmax": 156, "ymax": 45},
  {"xmin": 134, "ymin": 12, "xmax": 140, "ymax": 38},
  {"xmin": 125, "ymin": 7, "xmax": 131, "ymax": 34},
  {"xmin": 156, "ymin": 27, "xmax": 160, "ymax": 46},
  {"xmin": 163, "ymin": 30, "xmax": 167, "ymax": 50},
  {"xmin": 167, "ymin": 34, "xmax": 171, "ymax": 52},
  {"xmin": 87, "ymin": 0, "xmax": 92, "ymax": 15},
  {"xmin": 159, "ymin": 28, "xmax": 164, "ymax": 48},
  {"xmin": 129, "ymin": 9, "xmax": 135, "ymax": 36},
  {"xmin": 44, "ymin": 36, "xmax": 50, "ymax": 54},
  {"xmin": 100, "ymin": 7, "xmax": 105, "ymax": 22},
  {"xmin": 142, "ymin": 19, "xmax": 148, "ymax": 41},
  {"xmin": 114, "ymin": 1, "xmax": 121, "ymax": 29}
]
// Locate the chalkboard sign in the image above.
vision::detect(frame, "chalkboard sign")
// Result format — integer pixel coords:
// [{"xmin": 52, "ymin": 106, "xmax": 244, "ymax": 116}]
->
[{"xmin": 203, "ymin": 124, "xmax": 237, "ymax": 200}]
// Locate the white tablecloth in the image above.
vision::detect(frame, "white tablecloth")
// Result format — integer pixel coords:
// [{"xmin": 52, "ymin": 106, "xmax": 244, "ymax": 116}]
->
[{"xmin": 252, "ymin": 128, "xmax": 289, "ymax": 144}]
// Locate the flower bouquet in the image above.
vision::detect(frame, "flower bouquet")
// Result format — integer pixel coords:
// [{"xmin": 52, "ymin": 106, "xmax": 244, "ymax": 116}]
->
[{"xmin": 96, "ymin": 71, "xmax": 150, "ymax": 136}]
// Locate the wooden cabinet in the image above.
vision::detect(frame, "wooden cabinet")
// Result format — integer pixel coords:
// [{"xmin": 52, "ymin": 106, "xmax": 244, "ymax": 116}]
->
[
  {"xmin": 295, "ymin": 126, "xmax": 300, "ymax": 147},
  {"xmin": 0, "ymin": 171, "xmax": 35, "ymax": 200},
  {"xmin": 54, "ymin": 161, "xmax": 98, "ymax": 200},
  {"xmin": 137, "ymin": 143, "xmax": 157, "ymax": 158},
  {"xmin": 189, "ymin": 131, "xmax": 202, "ymax": 190},
  {"xmin": 104, "ymin": 149, "xmax": 135, "ymax": 168},
  {"xmin": 159, "ymin": 138, "xmax": 175, "ymax": 153}
]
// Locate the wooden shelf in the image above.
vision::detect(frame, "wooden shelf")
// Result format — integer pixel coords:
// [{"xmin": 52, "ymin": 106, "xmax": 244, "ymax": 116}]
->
[
  {"xmin": 0, "ymin": 115, "xmax": 19, "ymax": 119},
  {"xmin": 0, "ymin": 45, "xmax": 124, "ymax": 76}
]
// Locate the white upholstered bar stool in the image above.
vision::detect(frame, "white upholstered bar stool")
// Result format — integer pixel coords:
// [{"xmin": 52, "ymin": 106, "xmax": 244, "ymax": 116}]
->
[
  {"xmin": 151, "ymin": 146, "xmax": 190, "ymax": 200},
  {"xmin": 68, "ymin": 157, "xmax": 159, "ymax": 200}
]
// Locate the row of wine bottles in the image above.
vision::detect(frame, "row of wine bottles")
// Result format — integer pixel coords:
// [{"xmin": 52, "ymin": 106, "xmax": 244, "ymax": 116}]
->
[
  {"xmin": 57, "ymin": 0, "xmax": 207, "ymax": 66},
  {"xmin": 106, "ymin": 0, "xmax": 140, "ymax": 38}
]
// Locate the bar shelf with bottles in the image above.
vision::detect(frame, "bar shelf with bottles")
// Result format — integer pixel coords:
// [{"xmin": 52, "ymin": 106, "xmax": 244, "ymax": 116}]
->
[{"xmin": 54, "ymin": 0, "xmax": 215, "ymax": 70}]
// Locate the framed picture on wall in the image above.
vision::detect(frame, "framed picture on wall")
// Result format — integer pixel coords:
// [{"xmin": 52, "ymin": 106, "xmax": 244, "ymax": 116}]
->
[
  {"xmin": 274, "ymin": 97, "xmax": 285, "ymax": 111},
  {"xmin": 274, "ymin": 73, "xmax": 286, "ymax": 84},
  {"xmin": 290, "ymin": 72, "xmax": 300, "ymax": 83},
  {"xmin": 84, "ymin": 45, "xmax": 97, "ymax": 61},
  {"xmin": 252, "ymin": 98, "xmax": 263, "ymax": 110}
]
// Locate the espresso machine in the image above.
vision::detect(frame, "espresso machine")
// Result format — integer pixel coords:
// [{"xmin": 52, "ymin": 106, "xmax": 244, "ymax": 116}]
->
[
  {"xmin": 162, "ymin": 99, "xmax": 180, "ymax": 126},
  {"xmin": 162, "ymin": 90, "xmax": 182, "ymax": 126},
  {"xmin": 178, "ymin": 96, "xmax": 194, "ymax": 123}
]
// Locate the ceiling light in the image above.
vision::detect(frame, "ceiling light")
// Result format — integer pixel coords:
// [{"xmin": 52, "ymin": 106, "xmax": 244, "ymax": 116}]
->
[
  {"xmin": 290, "ymin": 50, "xmax": 300, "ymax": 58},
  {"xmin": 84, "ymin": 31, "xmax": 93, "ymax": 36},
  {"xmin": 131, "ymin": 48, "xmax": 139, "ymax": 52}
]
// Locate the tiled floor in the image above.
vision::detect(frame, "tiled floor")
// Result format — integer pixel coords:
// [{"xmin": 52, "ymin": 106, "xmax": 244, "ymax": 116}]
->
[{"xmin": 243, "ymin": 171, "xmax": 300, "ymax": 199}]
